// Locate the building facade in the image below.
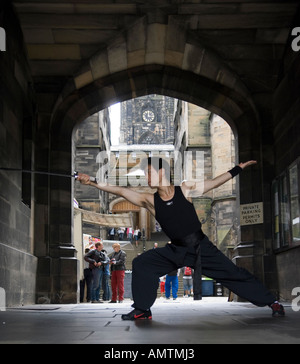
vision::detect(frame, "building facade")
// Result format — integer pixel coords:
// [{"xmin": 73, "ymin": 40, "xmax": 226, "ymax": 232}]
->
[
  {"xmin": 174, "ymin": 101, "xmax": 237, "ymax": 257},
  {"xmin": 73, "ymin": 110, "xmax": 111, "ymax": 237},
  {"xmin": 119, "ymin": 95, "xmax": 175, "ymax": 145}
]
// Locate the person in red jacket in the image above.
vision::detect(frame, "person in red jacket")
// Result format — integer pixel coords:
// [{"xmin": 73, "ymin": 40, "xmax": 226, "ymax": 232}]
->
[{"xmin": 109, "ymin": 243, "xmax": 126, "ymax": 303}]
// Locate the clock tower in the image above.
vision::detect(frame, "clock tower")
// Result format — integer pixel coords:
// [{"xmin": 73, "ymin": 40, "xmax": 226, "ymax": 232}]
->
[{"xmin": 119, "ymin": 94, "xmax": 175, "ymax": 145}]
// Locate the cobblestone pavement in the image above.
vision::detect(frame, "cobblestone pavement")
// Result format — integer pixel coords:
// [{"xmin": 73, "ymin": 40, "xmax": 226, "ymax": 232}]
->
[{"xmin": 0, "ymin": 297, "xmax": 298, "ymax": 345}]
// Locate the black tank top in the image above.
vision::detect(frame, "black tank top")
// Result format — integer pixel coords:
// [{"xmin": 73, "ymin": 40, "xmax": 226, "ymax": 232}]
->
[{"xmin": 154, "ymin": 186, "xmax": 202, "ymax": 240}]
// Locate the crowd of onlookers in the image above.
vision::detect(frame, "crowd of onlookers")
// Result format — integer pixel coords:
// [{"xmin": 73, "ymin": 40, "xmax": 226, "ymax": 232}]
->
[
  {"xmin": 80, "ymin": 239, "xmax": 194, "ymax": 303},
  {"xmin": 80, "ymin": 241, "xmax": 127, "ymax": 303},
  {"xmin": 108, "ymin": 226, "xmax": 142, "ymax": 247}
]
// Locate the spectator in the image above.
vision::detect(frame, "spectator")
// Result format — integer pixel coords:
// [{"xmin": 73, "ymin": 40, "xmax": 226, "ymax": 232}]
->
[
  {"xmin": 109, "ymin": 227, "xmax": 115, "ymax": 240},
  {"xmin": 118, "ymin": 227, "xmax": 125, "ymax": 240},
  {"xmin": 102, "ymin": 249, "xmax": 111, "ymax": 301},
  {"xmin": 84, "ymin": 242, "xmax": 109, "ymax": 303},
  {"xmin": 110, "ymin": 243, "xmax": 126, "ymax": 303},
  {"xmin": 80, "ymin": 248, "xmax": 93, "ymax": 302},
  {"xmin": 159, "ymin": 275, "xmax": 166, "ymax": 298},
  {"xmin": 182, "ymin": 266, "xmax": 194, "ymax": 297},
  {"xmin": 134, "ymin": 227, "xmax": 141, "ymax": 247},
  {"xmin": 127, "ymin": 227, "xmax": 133, "ymax": 243},
  {"xmin": 165, "ymin": 269, "xmax": 179, "ymax": 300}
]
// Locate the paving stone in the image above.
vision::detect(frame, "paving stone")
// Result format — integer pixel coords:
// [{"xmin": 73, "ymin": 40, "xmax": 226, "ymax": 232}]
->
[{"xmin": 0, "ymin": 298, "xmax": 298, "ymax": 344}]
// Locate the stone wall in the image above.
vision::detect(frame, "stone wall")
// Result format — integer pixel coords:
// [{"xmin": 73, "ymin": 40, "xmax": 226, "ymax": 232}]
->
[
  {"xmin": 0, "ymin": 1, "xmax": 37, "ymax": 306},
  {"xmin": 272, "ymin": 40, "xmax": 300, "ymax": 301}
]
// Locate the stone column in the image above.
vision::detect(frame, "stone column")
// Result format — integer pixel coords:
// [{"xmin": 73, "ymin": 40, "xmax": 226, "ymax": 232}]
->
[
  {"xmin": 34, "ymin": 116, "xmax": 79, "ymax": 304},
  {"xmin": 236, "ymin": 119, "xmax": 267, "ymax": 288}
]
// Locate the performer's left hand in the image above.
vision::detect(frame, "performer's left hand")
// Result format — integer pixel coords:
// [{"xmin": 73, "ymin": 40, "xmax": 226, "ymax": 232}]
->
[{"xmin": 238, "ymin": 160, "xmax": 257, "ymax": 169}]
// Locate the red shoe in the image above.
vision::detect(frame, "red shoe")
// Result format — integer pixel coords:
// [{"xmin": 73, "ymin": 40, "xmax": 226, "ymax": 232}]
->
[{"xmin": 271, "ymin": 302, "xmax": 285, "ymax": 317}]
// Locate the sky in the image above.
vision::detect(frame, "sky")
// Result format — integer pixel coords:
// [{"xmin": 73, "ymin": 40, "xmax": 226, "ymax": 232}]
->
[{"xmin": 109, "ymin": 102, "xmax": 121, "ymax": 145}]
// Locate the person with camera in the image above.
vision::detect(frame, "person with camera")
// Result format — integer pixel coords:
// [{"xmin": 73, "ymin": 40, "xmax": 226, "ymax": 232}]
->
[{"xmin": 84, "ymin": 241, "xmax": 109, "ymax": 303}]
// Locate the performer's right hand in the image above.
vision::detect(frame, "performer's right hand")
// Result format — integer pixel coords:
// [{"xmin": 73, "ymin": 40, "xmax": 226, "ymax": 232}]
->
[{"xmin": 76, "ymin": 173, "xmax": 92, "ymax": 185}]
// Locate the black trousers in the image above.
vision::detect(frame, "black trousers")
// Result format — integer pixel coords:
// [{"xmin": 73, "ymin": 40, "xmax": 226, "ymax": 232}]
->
[{"xmin": 132, "ymin": 235, "xmax": 276, "ymax": 311}]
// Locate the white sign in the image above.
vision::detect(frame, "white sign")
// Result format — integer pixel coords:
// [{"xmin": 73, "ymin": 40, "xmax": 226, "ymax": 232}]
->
[
  {"xmin": 0, "ymin": 27, "xmax": 6, "ymax": 52},
  {"xmin": 240, "ymin": 202, "xmax": 263, "ymax": 226},
  {"xmin": 0, "ymin": 287, "xmax": 6, "ymax": 311}
]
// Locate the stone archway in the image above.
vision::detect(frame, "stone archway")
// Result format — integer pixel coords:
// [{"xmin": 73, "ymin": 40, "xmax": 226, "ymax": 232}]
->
[
  {"xmin": 51, "ymin": 15, "xmax": 259, "ymax": 136},
  {"xmin": 110, "ymin": 198, "xmax": 151, "ymax": 240},
  {"xmin": 35, "ymin": 15, "xmax": 263, "ymax": 303},
  {"xmin": 110, "ymin": 199, "xmax": 140, "ymax": 213}
]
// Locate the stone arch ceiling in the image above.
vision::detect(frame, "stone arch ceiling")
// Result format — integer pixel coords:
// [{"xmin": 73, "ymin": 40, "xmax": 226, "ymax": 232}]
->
[{"xmin": 13, "ymin": 0, "xmax": 300, "ymax": 126}]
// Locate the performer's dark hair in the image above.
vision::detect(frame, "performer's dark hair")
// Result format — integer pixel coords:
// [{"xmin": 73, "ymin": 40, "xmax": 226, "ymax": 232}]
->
[{"xmin": 141, "ymin": 157, "xmax": 171, "ymax": 181}]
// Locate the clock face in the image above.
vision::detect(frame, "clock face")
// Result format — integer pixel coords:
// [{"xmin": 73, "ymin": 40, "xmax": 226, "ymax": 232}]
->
[{"xmin": 142, "ymin": 110, "xmax": 155, "ymax": 122}]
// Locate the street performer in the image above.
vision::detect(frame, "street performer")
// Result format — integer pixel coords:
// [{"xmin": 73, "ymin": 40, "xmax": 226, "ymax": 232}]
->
[{"xmin": 77, "ymin": 157, "xmax": 285, "ymax": 319}]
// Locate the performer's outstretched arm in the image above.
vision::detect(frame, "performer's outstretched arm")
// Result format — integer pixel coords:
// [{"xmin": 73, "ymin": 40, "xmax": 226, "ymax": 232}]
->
[
  {"xmin": 76, "ymin": 173, "xmax": 155, "ymax": 214},
  {"xmin": 182, "ymin": 160, "xmax": 257, "ymax": 198}
]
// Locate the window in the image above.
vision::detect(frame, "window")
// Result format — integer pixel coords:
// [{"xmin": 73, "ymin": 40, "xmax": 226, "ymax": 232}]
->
[
  {"xmin": 289, "ymin": 163, "xmax": 300, "ymax": 244},
  {"xmin": 272, "ymin": 180, "xmax": 280, "ymax": 249},
  {"xmin": 272, "ymin": 158, "xmax": 300, "ymax": 250}
]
